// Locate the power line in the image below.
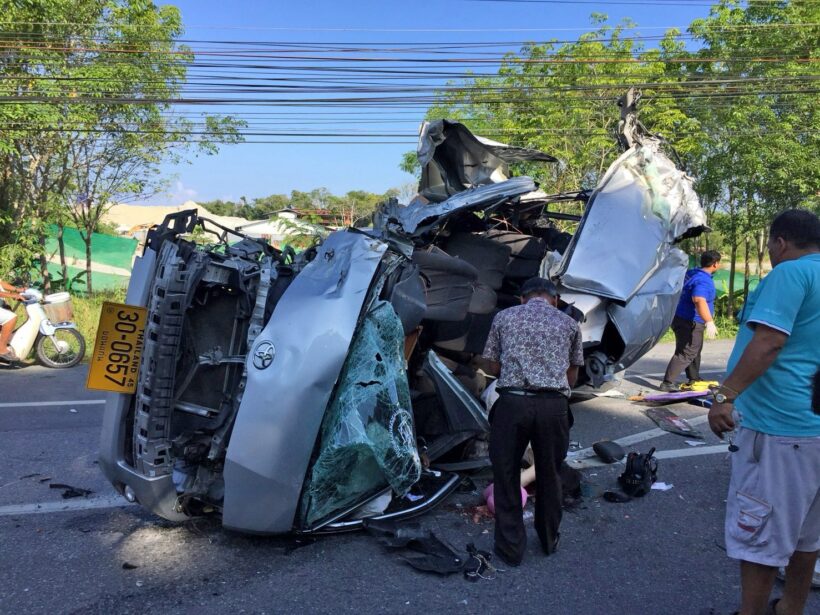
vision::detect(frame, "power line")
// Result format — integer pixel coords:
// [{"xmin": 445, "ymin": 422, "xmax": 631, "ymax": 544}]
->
[{"xmin": 3, "ymin": 20, "xmax": 819, "ymax": 31}]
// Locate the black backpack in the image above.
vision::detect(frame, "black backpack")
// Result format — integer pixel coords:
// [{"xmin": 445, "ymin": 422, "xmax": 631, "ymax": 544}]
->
[{"xmin": 618, "ymin": 447, "xmax": 658, "ymax": 497}]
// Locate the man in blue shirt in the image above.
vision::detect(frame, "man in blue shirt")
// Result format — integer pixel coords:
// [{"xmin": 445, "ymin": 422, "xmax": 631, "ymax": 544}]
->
[
  {"xmin": 660, "ymin": 250, "xmax": 722, "ymax": 391},
  {"xmin": 708, "ymin": 209, "xmax": 820, "ymax": 615}
]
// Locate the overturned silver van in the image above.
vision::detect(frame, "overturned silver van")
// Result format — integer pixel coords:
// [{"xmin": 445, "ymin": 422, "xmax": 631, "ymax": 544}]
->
[{"xmin": 99, "ymin": 114, "xmax": 707, "ymax": 534}]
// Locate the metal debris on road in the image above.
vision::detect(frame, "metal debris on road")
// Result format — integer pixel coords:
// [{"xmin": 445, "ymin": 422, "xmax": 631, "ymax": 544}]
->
[
  {"xmin": 645, "ymin": 407, "xmax": 704, "ymax": 439},
  {"xmin": 48, "ymin": 483, "xmax": 94, "ymax": 499}
]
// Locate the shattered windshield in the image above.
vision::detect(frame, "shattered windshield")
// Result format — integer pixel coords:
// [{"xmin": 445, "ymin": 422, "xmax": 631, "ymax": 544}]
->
[{"xmin": 301, "ymin": 300, "xmax": 422, "ymax": 526}]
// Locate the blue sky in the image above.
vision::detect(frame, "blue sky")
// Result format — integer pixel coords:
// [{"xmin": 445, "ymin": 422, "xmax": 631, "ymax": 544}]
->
[{"xmin": 155, "ymin": 0, "xmax": 714, "ymax": 205}]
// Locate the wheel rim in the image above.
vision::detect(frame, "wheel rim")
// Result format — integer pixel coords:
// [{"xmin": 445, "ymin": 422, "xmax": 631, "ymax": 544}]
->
[{"xmin": 42, "ymin": 330, "xmax": 82, "ymax": 365}]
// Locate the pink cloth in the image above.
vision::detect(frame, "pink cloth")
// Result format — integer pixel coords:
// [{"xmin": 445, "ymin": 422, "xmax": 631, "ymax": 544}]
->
[{"xmin": 483, "ymin": 483, "xmax": 528, "ymax": 515}]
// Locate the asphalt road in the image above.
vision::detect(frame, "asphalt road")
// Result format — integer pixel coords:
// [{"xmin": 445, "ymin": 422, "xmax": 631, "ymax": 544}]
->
[{"xmin": 1, "ymin": 341, "xmax": 817, "ymax": 615}]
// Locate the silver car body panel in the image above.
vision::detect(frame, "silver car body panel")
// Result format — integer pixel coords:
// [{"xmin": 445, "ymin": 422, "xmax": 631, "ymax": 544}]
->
[
  {"xmin": 556, "ymin": 292, "xmax": 607, "ymax": 345},
  {"xmin": 557, "ymin": 138, "xmax": 707, "ymax": 303},
  {"xmin": 222, "ymin": 231, "xmax": 388, "ymax": 533},
  {"xmin": 607, "ymin": 248, "xmax": 688, "ymax": 371},
  {"xmin": 417, "ymin": 119, "xmax": 556, "ymax": 202}
]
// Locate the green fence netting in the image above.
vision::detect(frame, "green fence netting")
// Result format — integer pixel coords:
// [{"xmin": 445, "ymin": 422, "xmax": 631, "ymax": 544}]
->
[
  {"xmin": 45, "ymin": 226, "xmax": 138, "ymax": 291},
  {"xmin": 712, "ymin": 269, "xmax": 760, "ymax": 298},
  {"xmin": 47, "ymin": 225, "xmax": 137, "ymax": 270}
]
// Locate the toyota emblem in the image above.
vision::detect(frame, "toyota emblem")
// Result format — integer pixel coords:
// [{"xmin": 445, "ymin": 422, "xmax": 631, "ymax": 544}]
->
[{"xmin": 252, "ymin": 341, "xmax": 275, "ymax": 370}]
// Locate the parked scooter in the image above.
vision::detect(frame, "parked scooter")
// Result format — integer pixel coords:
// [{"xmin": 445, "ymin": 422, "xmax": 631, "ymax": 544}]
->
[{"xmin": 0, "ymin": 289, "xmax": 85, "ymax": 368}]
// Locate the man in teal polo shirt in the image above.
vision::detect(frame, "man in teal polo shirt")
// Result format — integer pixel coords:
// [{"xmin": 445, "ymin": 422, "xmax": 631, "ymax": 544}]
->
[{"xmin": 709, "ymin": 209, "xmax": 820, "ymax": 615}]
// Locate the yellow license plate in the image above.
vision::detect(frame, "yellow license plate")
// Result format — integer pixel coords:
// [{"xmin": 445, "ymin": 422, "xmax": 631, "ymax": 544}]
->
[{"xmin": 86, "ymin": 302, "xmax": 147, "ymax": 394}]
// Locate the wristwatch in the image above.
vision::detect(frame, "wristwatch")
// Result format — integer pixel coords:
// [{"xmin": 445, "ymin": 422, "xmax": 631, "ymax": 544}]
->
[{"xmin": 712, "ymin": 386, "xmax": 737, "ymax": 404}]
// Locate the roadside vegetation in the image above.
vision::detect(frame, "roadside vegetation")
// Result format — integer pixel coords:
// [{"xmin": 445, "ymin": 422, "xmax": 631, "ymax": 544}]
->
[
  {"xmin": 71, "ymin": 289, "xmax": 127, "ymax": 359},
  {"xmin": 660, "ymin": 314, "xmax": 739, "ymax": 344},
  {"xmin": 0, "ymin": 0, "xmax": 242, "ymax": 294},
  {"xmin": 198, "ymin": 186, "xmax": 416, "ymax": 229}
]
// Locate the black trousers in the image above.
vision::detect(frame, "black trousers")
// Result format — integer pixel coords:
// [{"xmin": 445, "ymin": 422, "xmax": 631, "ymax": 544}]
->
[
  {"xmin": 663, "ymin": 316, "xmax": 705, "ymax": 383},
  {"xmin": 489, "ymin": 392, "xmax": 570, "ymax": 564}
]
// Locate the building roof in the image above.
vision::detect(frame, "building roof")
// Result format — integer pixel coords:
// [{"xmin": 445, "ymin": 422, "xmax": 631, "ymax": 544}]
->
[{"xmin": 103, "ymin": 201, "xmax": 251, "ymax": 233}]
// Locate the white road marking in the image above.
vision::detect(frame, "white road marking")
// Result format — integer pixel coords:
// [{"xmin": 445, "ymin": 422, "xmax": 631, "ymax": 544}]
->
[
  {"xmin": 570, "ymin": 443, "xmax": 730, "ymax": 469},
  {"xmin": 655, "ymin": 444, "xmax": 729, "ymax": 460},
  {"xmin": 570, "ymin": 414, "xmax": 709, "ymax": 456},
  {"xmin": 568, "ymin": 414, "xmax": 712, "ymax": 469},
  {"xmin": 0, "ymin": 495, "xmax": 134, "ymax": 517},
  {"xmin": 0, "ymin": 399, "xmax": 105, "ymax": 409},
  {"xmin": 567, "ymin": 444, "xmax": 729, "ymax": 470}
]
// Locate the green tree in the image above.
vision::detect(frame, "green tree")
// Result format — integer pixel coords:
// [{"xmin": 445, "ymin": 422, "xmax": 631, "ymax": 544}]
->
[
  {"xmin": 685, "ymin": 0, "xmax": 820, "ymax": 313},
  {"xmin": 0, "ymin": 1, "xmax": 243, "ymax": 291}
]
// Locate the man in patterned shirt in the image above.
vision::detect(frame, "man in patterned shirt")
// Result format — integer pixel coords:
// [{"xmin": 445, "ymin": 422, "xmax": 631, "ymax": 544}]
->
[{"xmin": 482, "ymin": 276, "xmax": 584, "ymax": 566}]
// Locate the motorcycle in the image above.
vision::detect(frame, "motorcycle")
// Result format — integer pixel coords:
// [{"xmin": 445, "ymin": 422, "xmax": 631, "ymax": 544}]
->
[{"xmin": 1, "ymin": 289, "xmax": 86, "ymax": 368}]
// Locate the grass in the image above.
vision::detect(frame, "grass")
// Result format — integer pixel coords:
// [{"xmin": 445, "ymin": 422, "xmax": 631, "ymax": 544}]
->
[
  {"xmin": 71, "ymin": 289, "xmax": 128, "ymax": 360},
  {"xmin": 659, "ymin": 315, "xmax": 739, "ymax": 343}
]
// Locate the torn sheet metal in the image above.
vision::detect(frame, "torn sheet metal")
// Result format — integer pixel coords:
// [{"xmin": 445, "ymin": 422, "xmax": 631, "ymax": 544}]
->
[
  {"xmin": 422, "ymin": 351, "xmax": 491, "ymax": 460},
  {"xmin": 386, "ymin": 177, "xmax": 536, "ymax": 236},
  {"xmin": 417, "ymin": 119, "xmax": 556, "ymax": 202},
  {"xmin": 645, "ymin": 407, "xmax": 704, "ymax": 439},
  {"xmin": 557, "ymin": 291, "xmax": 608, "ymax": 345},
  {"xmin": 557, "ymin": 138, "xmax": 707, "ymax": 303},
  {"xmin": 321, "ymin": 471, "xmax": 461, "ymax": 532},
  {"xmin": 302, "ymin": 300, "xmax": 421, "ymax": 527},
  {"xmin": 223, "ymin": 231, "xmax": 388, "ymax": 533},
  {"xmin": 607, "ymin": 248, "xmax": 688, "ymax": 371}
]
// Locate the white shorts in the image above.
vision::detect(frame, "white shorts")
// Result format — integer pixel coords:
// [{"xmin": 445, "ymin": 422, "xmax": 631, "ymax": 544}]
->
[
  {"xmin": 0, "ymin": 306, "xmax": 16, "ymax": 326},
  {"xmin": 725, "ymin": 428, "xmax": 820, "ymax": 567}
]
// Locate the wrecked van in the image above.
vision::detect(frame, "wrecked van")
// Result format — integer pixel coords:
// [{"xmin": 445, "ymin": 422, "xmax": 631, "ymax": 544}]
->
[{"xmin": 99, "ymin": 110, "xmax": 707, "ymax": 534}]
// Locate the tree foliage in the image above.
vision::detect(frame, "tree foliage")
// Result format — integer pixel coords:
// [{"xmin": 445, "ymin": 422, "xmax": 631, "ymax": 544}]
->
[
  {"xmin": 0, "ymin": 0, "xmax": 243, "ymax": 290},
  {"xmin": 200, "ymin": 187, "xmax": 400, "ymax": 226}
]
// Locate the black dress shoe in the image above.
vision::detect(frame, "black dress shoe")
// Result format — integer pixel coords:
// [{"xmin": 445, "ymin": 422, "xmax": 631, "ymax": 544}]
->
[
  {"xmin": 542, "ymin": 532, "xmax": 560, "ymax": 556},
  {"xmin": 493, "ymin": 545, "xmax": 521, "ymax": 568}
]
